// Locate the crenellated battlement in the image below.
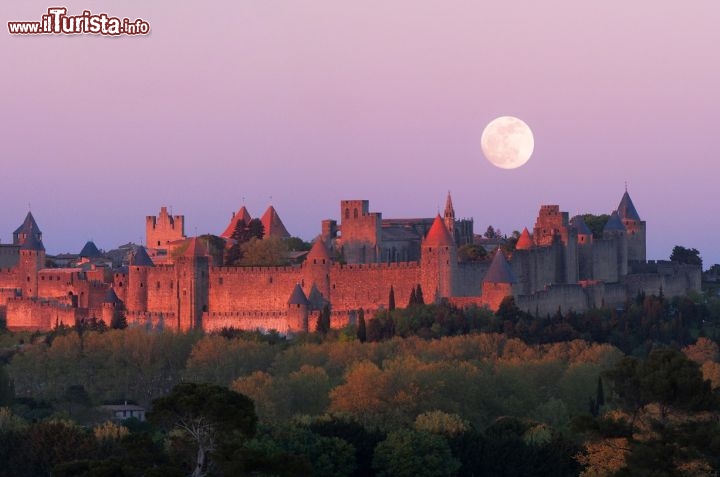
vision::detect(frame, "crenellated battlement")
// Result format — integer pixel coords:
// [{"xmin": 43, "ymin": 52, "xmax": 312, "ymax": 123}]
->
[
  {"xmin": 4, "ymin": 192, "xmax": 699, "ymax": 332},
  {"xmin": 210, "ymin": 265, "xmax": 299, "ymax": 274}
]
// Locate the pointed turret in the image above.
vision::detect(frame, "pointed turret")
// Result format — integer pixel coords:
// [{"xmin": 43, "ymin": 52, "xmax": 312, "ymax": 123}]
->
[
  {"xmin": 444, "ymin": 191, "xmax": 455, "ymax": 236},
  {"xmin": 603, "ymin": 211, "xmax": 625, "ymax": 233},
  {"xmin": 79, "ymin": 241, "xmax": 102, "ymax": 258},
  {"xmin": 571, "ymin": 215, "xmax": 593, "ymax": 280},
  {"xmin": 616, "ymin": 190, "xmax": 646, "ymax": 262},
  {"xmin": 103, "ymin": 287, "xmax": 122, "ymax": 305},
  {"xmin": 617, "ymin": 191, "xmax": 641, "ymax": 221},
  {"xmin": 424, "ymin": 214, "xmax": 454, "ymax": 247},
  {"xmin": 570, "ymin": 215, "xmax": 592, "ymax": 236},
  {"xmin": 515, "ymin": 228, "xmax": 533, "ymax": 250},
  {"xmin": 221, "ymin": 206, "xmax": 252, "ymax": 239},
  {"xmin": 288, "ymin": 284, "xmax": 310, "ymax": 306},
  {"xmin": 306, "ymin": 239, "xmax": 331, "ymax": 265},
  {"xmin": 603, "ymin": 211, "xmax": 628, "ymax": 278},
  {"xmin": 131, "ymin": 246, "xmax": 154, "ymax": 267},
  {"xmin": 261, "ymin": 206, "xmax": 291, "ymax": 239},
  {"xmin": 13, "ymin": 212, "xmax": 42, "ymax": 246},
  {"xmin": 422, "ymin": 214, "xmax": 456, "ymax": 301},
  {"xmin": 307, "ymin": 283, "xmax": 329, "ymax": 310},
  {"xmin": 482, "ymin": 249, "xmax": 516, "ymax": 311},
  {"xmin": 484, "ymin": 249, "xmax": 517, "ymax": 284},
  {"xmin": 287, "ymin": 284, "xmax": 310, "ymax": 333}
]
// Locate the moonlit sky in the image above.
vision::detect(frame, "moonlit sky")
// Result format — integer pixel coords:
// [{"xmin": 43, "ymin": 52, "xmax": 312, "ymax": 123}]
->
[{"xmin": 1, "ymin": 2, "xmax": 719, "ymax": 265}]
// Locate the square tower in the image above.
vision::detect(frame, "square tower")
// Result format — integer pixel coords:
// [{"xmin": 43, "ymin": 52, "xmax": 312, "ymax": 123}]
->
[{"xmin": 146, "ymin": 207, "xmax": 186, "ymax": 250}]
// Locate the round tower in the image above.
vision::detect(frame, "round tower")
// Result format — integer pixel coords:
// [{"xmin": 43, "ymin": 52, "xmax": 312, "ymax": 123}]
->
[
  {"xmin": 617, "ymin": 191, "xmax": 646, "ymax": 263},
  {"xmin": 603, "ymin": 211, "xmax": 628, "ymax": 278},
  {"xmin": 421, "ymin": 214, "xmax": 457, "ymax": 302},
  {"xmin": 127, "ymin": 246, "xmax": 153, "ymax": 313},
  {"xmin": 19, "ymin": 235, "xmax": 45, "ymax": 298},
  {"xmin": 287, "ymin": 284, "xmax": 310, "ymax": 334},
  {"xmin": 482, "ymin": 249, "xmax": 517, "ymax": 311},
  {"xmin": 570, "ymin": 215, "xmax": 594, "ymax": 281},
  {"xmin": 303, "ymin": 239, "xmax": 332, "ymax": 301},
  {"xmin": 513, "ymin": 228, "xmax": 535, "ymax": 295},
  {"xmin": 102, "ymin": 287, "xmax": 124, "ymax": 327}
]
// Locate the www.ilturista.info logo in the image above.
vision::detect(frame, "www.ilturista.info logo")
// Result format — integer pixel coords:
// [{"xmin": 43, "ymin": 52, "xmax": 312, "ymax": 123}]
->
[{"xmin": 8, "ymin": 7, "xmax": 150, "ymax": 36}]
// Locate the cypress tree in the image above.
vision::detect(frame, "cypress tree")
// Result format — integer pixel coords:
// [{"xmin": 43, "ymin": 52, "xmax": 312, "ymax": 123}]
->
[
  {"xmin": 317, "ymin": 304, "xmax": 331, "ymax": 335},
  {"xmin": 111, "ymin": 308, "xmax": 128, "ymax": 330},
  {"xmin": 408, "ymin": 288, "xmax": 417, "ymax": 307},
  {"xmin": 357, "ymin": 308, "xmax": 367, "ymax": 342},
  {"xmin": 389, "ymin": 286, "xmax": 396, "ymax": 311},
  {"xmin": 596, "ymin": 376, "xmax": 605, "ymax": 408},
  {"xmin": 415, "ymin": 284, "xmax": 425, "ymax": 305}
]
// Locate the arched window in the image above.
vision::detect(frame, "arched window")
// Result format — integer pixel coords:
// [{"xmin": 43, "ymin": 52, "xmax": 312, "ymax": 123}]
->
[
  {"xmin": 345, "ymin": 208, "xmax": 350, "ymax": 219},
  {"xmin": 354, "ymin": 208, "xmax": 359, "ymax": 218}
]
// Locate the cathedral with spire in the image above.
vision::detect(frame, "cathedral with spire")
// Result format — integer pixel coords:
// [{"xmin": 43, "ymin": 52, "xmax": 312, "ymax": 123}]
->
[{"xmin": 0, "ymin": 191, "xmax": 701, "ymax": 333}]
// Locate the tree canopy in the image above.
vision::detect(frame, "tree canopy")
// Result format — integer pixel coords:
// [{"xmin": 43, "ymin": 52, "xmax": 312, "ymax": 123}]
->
[
  {"xmin": 670, "ymin": 245, "xmax": 702, "ymax": 267},
  {"xmin": 148, "ymin": 383, "xmax": 257, "ymax": 477}
]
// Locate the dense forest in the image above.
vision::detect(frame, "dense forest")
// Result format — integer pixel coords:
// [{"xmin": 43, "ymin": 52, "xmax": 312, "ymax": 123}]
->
[{"xmin": 2, "ymin": 290, "xmax": 720, "ymax": 476}]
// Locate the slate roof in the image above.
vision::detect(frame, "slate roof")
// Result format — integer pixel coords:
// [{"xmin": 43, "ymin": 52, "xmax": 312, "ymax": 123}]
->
[
  {"xmin": 424, "ymin": 214, "xmax": 454, "ymax": 247},
  {"xmin": 570, "ymin": 215, "xmax": 592, "ymax": 235},
  {"xmin": 307, "ymin": 283, "xmax": 329, "ymax": 309},
  {"xmin": 382, "ymin": 227, "xmax": 422, "ymax": 242},
  {"xmin": 79, "ymin": 241, "xmax": 102, "ymax": 258},
  {"xmin": 287, "ymin": 284, "xmax": 310, "ymax": 306},
  {"xmin": 13, "ymin": 212, "xmax": 41, "ymax": 236},
  {"xmin": 603, "ymin": 211, "xmax": 626, "ymax": 232},
  {"xmin": 617, "ymin": 191, "xmax": 641, "ymax": 221},
  {"xmin": 103, "ymin": 288, "xmax": 122, "ymax": 304},
  {"xmin": 21, "ymin": 234, "xmax": 45, "ymax": 251},
  {"xmin": 131, "ymin": 246, "xmax": 154, "ymax": 266},
  {"xmin": 484, "ymin": 249, "xmax": 517, "ymax": 284}
]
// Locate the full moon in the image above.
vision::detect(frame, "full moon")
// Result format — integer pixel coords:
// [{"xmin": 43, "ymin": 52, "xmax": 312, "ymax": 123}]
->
[{"xmin": 481, "ymin": 116, "xmax": 535, "ymax": 169}]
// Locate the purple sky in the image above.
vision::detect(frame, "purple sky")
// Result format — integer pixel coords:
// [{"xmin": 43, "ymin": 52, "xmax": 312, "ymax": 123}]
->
[{"xmin": 2, "ymin": 2, "xmax": 719, "ymax": 265}]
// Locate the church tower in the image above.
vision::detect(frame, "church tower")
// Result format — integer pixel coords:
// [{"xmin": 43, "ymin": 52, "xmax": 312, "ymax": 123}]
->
[{"xmin": 444, "ymin": 192, "xmax": 455, "ymax": 238}]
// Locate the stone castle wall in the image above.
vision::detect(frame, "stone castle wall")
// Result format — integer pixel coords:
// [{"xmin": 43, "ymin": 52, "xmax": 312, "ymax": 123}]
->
[
  {"xmin": 6, "ymin": 298, "xmax": 80, "ymax": 331},
  {"xmin": 145, "ymin": 265, "xmax": 178, "ymax": 313},
  {"xmin": 1, "ymin": 196, "xmax": 704, "ymax": 334},
  {"xmin": 329, "ymin": 262, "xmax": 422, "ymax": 311},
  {"xmin": 208, "ymin": 266, "xmax": 300, "ymax": 312},
  {"xmin": 455, "ymin": 262, "xmax": 488, "ymax": 296}
]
